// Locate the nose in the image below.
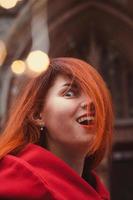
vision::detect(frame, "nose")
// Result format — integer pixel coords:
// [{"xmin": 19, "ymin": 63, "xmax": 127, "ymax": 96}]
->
[
  {"xmin": 80, "ymin": 101, "xmax": 88, "ymax": 110},
  {"xmin": 80, "ymin": 100, "xmax": 95, "ymax": 114}
]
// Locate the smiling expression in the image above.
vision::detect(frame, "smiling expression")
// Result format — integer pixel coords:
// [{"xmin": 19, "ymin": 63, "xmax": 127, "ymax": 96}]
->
[{"xmin": 41, "ymin": 74, "xmax": 95, "ymax": 153}]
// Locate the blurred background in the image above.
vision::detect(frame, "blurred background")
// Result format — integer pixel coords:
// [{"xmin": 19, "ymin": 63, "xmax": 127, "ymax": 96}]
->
[{"xmin": 0, "ymin": 0, "xmax": 133, "ymax": 199}]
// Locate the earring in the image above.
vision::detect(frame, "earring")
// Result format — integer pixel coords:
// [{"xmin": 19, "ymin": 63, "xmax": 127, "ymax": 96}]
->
[{"xmin": 40, "ymin": 122, "xmax": 45, "ymax": 132}]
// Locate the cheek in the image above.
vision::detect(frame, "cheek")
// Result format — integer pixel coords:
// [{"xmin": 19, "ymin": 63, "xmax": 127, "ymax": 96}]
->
[
  {"xmin": 43, "ymin": 99, "xmax": 77, "ymax": 133},
  {"xmin": 45, "ymin": 98, "xmax": 76, "ymax": 120}
]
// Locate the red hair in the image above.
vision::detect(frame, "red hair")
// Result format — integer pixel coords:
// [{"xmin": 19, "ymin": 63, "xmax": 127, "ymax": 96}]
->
[{"xmin": 0, "ymin": 57, "xmax": 114, "ymax": 168}]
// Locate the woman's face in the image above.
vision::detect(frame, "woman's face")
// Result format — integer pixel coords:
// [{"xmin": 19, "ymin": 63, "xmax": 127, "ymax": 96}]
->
[{"xmin": 41, "ymin": 74, "xmax": 95, "ymax": 153}]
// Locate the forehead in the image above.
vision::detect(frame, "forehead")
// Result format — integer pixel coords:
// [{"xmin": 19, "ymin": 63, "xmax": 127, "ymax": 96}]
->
[
  {"xmin": 51, "ymin": 74, "xmax": 79, "ymax": 89},
  {"xmin": 53, "ymin": 74, "xmax": 71, "ymax": 86}
]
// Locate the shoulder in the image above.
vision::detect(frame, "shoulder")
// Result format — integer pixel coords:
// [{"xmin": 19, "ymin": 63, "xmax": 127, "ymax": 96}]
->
[{"xmin": 0, "ymin": 149, "xmax": 56, "ymax": 200}]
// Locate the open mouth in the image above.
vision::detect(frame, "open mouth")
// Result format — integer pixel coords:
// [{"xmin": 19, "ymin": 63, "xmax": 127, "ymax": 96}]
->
[{"xmin": 76, "ymin": 116, "xmax": 94, "ymax": 126}]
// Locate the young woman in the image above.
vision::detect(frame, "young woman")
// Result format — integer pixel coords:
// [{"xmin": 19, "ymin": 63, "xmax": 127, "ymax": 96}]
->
[{"xmin": 0, "ymin": 57, "xmax": 113, "ymax": 200}]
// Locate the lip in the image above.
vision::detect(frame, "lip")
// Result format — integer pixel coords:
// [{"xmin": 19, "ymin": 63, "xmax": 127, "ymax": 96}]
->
[{"xmin": 79, "ymin": 124, "xmax": 94, "ymax": 129}]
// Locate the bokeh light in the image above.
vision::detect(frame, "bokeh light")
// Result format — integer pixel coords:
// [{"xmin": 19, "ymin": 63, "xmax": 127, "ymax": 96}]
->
[
  {"xmin": 0, "ymin": 40, "xmax": 7, "ymax": 66},
  {"xmin": 11, "ymin": 60, "xmax": 26, "ymax": 75},
  {"xmin": 26, "ymin": 50, "xmax": 50, "ymax": 73},
  {"xmin": 0, "ymin": 0, "xmax": 18, "ymax": 9}
]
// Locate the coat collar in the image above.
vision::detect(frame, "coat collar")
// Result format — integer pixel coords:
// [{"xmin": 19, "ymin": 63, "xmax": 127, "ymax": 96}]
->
[{"xmin": 18, "ymin": 143, "xmax": 110, "ymax": 200}]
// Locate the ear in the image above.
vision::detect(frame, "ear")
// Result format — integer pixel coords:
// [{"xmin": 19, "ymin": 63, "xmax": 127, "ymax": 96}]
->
[{"xmin": 32, "ymin": 112, "xmax": 44, "ymax": 126}]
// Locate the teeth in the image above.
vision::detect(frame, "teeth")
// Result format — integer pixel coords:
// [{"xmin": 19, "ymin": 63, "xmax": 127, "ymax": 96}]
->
[{"xmin": 77, "ymin": 116, "xmax": 94, "ymax": 123}]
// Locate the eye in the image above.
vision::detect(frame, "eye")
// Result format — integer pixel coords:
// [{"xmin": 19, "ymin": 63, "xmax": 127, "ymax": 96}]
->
[{"xmin": 64, "ymin": 88, "xmax": 76, "ymax": 97}]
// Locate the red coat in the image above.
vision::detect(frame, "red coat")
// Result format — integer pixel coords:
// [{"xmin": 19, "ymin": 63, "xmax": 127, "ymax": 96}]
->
[{"xmin": 0, "ymin": 143, "xmax": 110, "ymax": 200}]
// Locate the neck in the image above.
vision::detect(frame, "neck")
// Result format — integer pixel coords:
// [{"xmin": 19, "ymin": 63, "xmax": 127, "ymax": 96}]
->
[
  {"xmin": 46, "ymin": 142, "xmax": 86, "ymax": 176},
  {"xmin": 61, "ymin": 154, "xmax": 85, "ymax": 176}
]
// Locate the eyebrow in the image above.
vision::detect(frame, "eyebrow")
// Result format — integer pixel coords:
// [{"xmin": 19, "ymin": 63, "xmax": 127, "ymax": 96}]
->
[{"xmin": 62, "ymin": 82, "xmax": 78, "ymax": 88}]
